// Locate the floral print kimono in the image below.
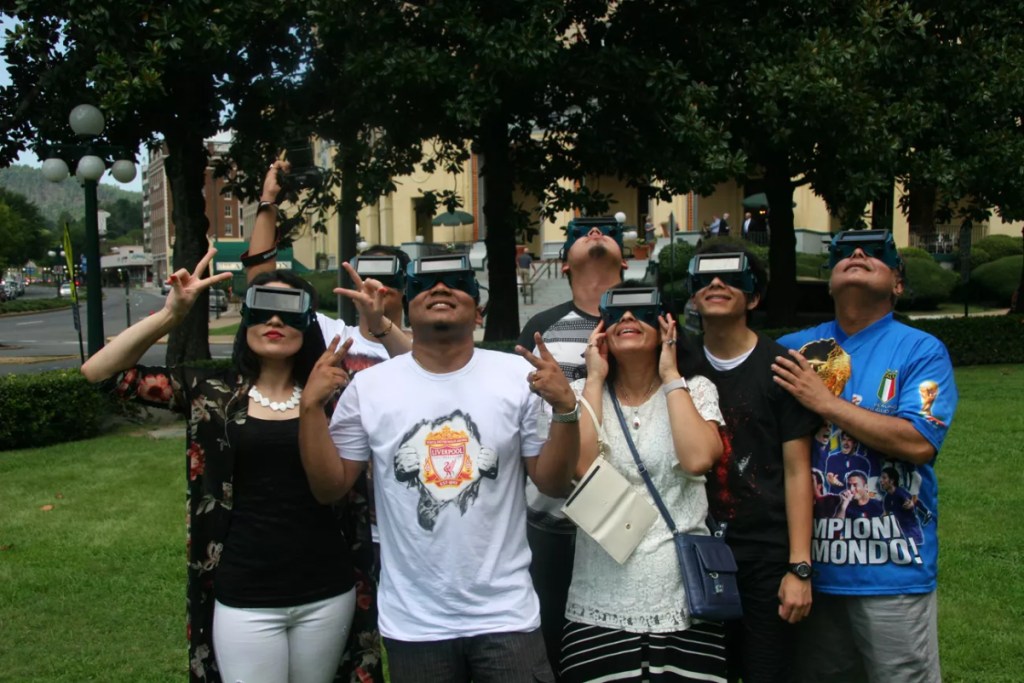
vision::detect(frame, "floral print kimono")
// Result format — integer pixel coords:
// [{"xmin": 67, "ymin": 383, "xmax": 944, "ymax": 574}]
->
[{"xmin": 107, "ymin": 365, "xmax": 381, "ymax": 683}]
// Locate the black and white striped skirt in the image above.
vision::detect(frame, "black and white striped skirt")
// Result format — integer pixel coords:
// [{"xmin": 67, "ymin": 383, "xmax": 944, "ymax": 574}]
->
[{"xmin": 559, "ymin": 620, "xmax": 727, "ymax": 682}]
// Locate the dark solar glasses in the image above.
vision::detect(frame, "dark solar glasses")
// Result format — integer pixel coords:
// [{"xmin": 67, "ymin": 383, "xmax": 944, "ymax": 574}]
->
[
  {"xmin": 241, "ymin": 285, "xmax": 314, "ymax": 331},
  {"xmin": 405, "ymin": 255, "xmax": 480, "ymax": 301},
  {"xmin": 351, "ymin": 254, "xmax": 406, "ymax": 290},
  {"xmin": 599, "ymin": 287, "xmax": 663, "ymax": 327},
  {"xmin": 562, "ymin": 218, "xmax": 625, "ymax": 258},
  {"xmin": 687, "ymin": 252, "xmax": 758, "ymax": 294},
  {"xmin": 828, "ymin": 230, "xmax": 903, "ymax": 270}
]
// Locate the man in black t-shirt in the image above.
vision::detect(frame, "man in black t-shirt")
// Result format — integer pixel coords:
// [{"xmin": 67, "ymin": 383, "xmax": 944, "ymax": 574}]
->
[{"xmin": 690, "ymin": 243, "xmax": 819, "ymax": 683}]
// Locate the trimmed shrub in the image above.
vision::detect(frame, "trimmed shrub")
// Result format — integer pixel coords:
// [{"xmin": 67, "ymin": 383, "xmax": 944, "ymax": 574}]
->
[
  {"xmin": 796, "ymin": 253, "xmax": 828, "ymax": 279},
  {"xmin": 761, "ymin": 314, "xmax": 1024, "ymax": 367},
  {"xmin": 657, "ymin": 242, "xmax": 696, "ymax": 283},
  {"xmin": 0, "ymin": 297, "xmax": 73, "ymax": 315},
  {"xmin": 0, "ymin": 370, "xmax": 107, "ymax": 450},
  {"xmin": 973, "ymin": 234, "xmax": 1023, "ymax": 261},
  {"xmin": 897, "ymin": 257, "xmax": 959, "ymax": 311},
  {"xmin": 971, "ymin": 256, "xmax": 1022, "ymax": 306},
  {"xmin": 899, "ymin": 246, "xmax": 933, "ymax": 261}
]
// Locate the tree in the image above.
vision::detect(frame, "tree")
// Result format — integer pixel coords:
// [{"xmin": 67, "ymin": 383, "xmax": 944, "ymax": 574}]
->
[
  {"xmin": 0, "ymin": 188, "xmax": 52, "ymax": 269},
  {"xmin": 1, "ymin": 2, "xmax": 310, "ymax": 362}
]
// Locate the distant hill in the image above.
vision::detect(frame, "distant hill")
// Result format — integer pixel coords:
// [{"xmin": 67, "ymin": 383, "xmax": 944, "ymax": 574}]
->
[{"xmin": 0, "ymin": 164, "xmax": 143, "ymax": 225}]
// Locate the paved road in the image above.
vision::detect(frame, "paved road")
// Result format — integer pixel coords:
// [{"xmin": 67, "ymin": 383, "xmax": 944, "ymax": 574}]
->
[{"xmin": 0, "ymin": 284, "xmax": 234, "ymax": 375}]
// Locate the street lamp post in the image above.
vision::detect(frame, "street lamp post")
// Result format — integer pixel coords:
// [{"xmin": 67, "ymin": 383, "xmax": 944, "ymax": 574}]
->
[{"xmin": 41, "ymin": 104, "xmax": 136, "ymax": 357}]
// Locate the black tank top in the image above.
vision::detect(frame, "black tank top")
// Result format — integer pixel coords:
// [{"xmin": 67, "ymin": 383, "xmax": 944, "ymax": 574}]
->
[{"xmin": 215, "ymin": 417, "xmax": 354, "ymax": 607}]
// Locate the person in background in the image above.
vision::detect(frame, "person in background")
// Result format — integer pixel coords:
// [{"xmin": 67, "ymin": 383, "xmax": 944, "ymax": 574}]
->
[{"xmin": 517, "ymin": 219, "xmax": 627, "ymax": 674}]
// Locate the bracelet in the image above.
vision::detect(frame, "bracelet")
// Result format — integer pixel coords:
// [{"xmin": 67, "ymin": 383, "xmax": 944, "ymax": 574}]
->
[
  {"xmin": 256, "ymin": 200, "xmax": 278, "ymax": 215},
  {"xmin": 240, "ymin": 246, "xmax": 278, "ymax": 267},
  {"xmin": 370, "ymin": 319, "xmax": 393, "ymax": 339},
  {"xmin": 551, "ymin": 402, "xmax": 581, "ymax": 423},
  {"xmin": 661, "ymin": 377, "xmax": 689, "ymax": 396}
]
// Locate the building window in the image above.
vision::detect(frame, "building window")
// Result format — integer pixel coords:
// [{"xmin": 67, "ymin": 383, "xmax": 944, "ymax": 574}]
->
[
  {"xmin": 224, "ymin": 222, "xmax": 233, "ymax": 236},
  {"xmin": 224, "ymin": 204, "xmax": 232, "ymax": 217}
]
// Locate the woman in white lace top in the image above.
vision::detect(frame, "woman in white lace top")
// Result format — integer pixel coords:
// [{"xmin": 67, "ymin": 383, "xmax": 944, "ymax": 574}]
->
[{"xmin": 560, "ymin": 283, "xmax": 727, "ymax": 683}]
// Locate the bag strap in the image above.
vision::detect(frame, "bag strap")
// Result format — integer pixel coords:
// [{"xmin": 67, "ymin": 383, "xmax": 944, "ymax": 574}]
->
[
  {"xmin": 608, "ymin": 383, "xmax": 680, "ymax": 535},
  {"xmin": 577, "ymin": 395, "xmax": 607, "ymax": 454}
]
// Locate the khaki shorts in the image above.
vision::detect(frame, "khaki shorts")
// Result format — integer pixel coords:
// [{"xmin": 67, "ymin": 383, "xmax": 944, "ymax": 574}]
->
[{"xmin": 796, "ymin": 591, "xmax": 940, "ymax": 683}]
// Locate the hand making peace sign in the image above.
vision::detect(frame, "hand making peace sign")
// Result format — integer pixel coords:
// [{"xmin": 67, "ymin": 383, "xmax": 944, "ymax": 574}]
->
[
  {"xmin": 302, "ymin": 335, "xmax": 356, "ymax": 409},
  {"xmin": 162, "ymin": 247, "xmax": 233, "ymax": 320},
  {"xmin": 335, "ymin": 261, "xmax": 392, "ymax": 331},
  {"xmin": 515, "ymin": 332, "xmax": 577, "ymax": 414}
]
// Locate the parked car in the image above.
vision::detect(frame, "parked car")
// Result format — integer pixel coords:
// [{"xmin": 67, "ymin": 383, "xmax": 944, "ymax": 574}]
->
[
  {"xmin": 160, "ymin": 280, "xmax": 172, "ymax": 295},
  {"xmin": 209, "ymin": 289, "xmax": 228, "ymax": 312},
  {"xmin": 59, "ymin": 282, "xmax": 73, "ymax": 297}
]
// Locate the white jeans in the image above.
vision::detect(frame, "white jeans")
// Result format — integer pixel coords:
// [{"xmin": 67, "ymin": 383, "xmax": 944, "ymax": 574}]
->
[{"xmin": 213, "ymin": 590, "xmax": 357, "ymax": 683}]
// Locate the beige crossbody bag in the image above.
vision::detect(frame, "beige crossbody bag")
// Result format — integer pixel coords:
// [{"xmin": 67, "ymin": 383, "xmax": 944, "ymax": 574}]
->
[{"xmin": 561, "ymin": 395, "xmax": 658, "ymax": 564}]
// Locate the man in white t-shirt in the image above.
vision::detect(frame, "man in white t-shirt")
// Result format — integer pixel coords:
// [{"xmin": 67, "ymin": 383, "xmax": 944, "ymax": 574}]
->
[{"xmin": 299, "ymin": 256, "xmax": 581, "ymax": 682}]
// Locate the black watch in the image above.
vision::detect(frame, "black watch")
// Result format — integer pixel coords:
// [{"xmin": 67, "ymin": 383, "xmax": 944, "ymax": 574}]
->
[{"xmin": 788, "ymin": 561, "xmax": 813, "ymax": 580}]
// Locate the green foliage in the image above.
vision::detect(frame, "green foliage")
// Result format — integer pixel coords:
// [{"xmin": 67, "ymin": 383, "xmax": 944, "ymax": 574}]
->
[
  {"xmin": 973, "ymin": 235, "xmax": 1023, "ymax": 261},
  {"xmin": 657, "ymin": 242, "xmax": 697, "ymax": 282},
  {"xmin": 897, "ymin": 257, "xmax": 959, "ymax": 311},
  {"xmin": 899, "ymin": 246, "xmax": 933, "ymax": 261},
  {"xmin": 762, "ymin": 315, "xmax": 1024, "ymax": 367},
  {"xmin": 0, "ymin": 297, "xmax": 73, "ymax": 314},
  {"xmin": 0, "ymin": 370, "xmax": 106, "ymax": 450},
  {"xmin": 796, "ymin": 253, "xmax": 829, "ymax": 279},
  {"xmin": 971, "ymin": 256, "xmax": 1022, "ymax": 306},
  {"xmin": 301, "ymin": 271, "xmax": 341, "ymax": 312},
  {"xmin": 966, "ymin": 246, "xmax": 993, "ymax": 271},
  {"xmin": 0, "ymin": 187, "xmax": 51, "ymax": 268}
]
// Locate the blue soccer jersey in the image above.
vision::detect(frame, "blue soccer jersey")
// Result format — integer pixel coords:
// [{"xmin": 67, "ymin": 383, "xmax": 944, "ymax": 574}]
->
[{"xmin": 778, "ymin": 314, "xmax": 957, "ymax": 595}]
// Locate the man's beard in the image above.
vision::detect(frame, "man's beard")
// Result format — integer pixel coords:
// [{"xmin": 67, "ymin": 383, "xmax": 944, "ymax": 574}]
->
[{"xmin": 587, "ymin": 243, "xmax": 610, "ymax": 260}]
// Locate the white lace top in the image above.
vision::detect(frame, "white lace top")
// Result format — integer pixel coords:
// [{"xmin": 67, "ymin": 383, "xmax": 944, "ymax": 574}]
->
[{"xmin": 565, "ymin": 375, "xmax": 724, "ymax": 634}]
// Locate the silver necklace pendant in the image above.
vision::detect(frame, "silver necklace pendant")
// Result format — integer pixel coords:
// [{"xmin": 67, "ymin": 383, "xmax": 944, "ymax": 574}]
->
[{"xmin": 632, "ymin": 408, "xmax": 641, "ymax": 430}]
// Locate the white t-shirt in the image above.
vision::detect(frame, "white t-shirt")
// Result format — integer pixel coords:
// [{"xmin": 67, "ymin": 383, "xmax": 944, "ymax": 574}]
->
[
  {"xmin": 565, "ymin": 375, "xmax": 724, "ymax": 634},
  {"xmin": 315, "ymin": 313, "xmax": 391, "ymax": 374},
  {"xmin": 330, "ymin": 349, "xmax": 546, "ymax": 641}
]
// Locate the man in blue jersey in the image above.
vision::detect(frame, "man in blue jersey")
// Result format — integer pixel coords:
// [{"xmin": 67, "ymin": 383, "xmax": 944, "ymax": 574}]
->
[{"xmin": 773, "ymin": 230, "xmax": 957, "ymax": 683}]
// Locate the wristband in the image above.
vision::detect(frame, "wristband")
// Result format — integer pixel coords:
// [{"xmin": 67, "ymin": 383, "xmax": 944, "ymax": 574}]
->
[
  {"xmin": 661, "ymin": 377, "xmax": 689, "ymax": 396},
  {"xmin": 256, "ymin": 200, "xmax": 278, "ymax": 215},
  {"xmin": 551, "ymin": 402, "xmax": 581, "ymax": 423},
  {"xmin": 370, "ymin": 319, "xmax": 393, "ymax": 339},
  {"xmin": 240, "ymin": 246, "xmax": 278, "ymax": 268}
]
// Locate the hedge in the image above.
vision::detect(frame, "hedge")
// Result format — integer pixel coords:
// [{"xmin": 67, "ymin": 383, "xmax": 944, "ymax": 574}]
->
[
  {"xmin": 0, "ymin": 370, "xmax": 107, "ymax": 450},
  {"xmin": 970, "ymin": 256, "xmax": 1022, "ymax": 306},
  {"xmin": 761, "ymin": 314, "xmax": 1024, "ymax": 367},
  {"xmin": 0, "ymin": 297, "xmax": 73, "ymax": 315},
  {"xmin": 897, "ymin": 256, "xmax": 959, "ymax": 311}
]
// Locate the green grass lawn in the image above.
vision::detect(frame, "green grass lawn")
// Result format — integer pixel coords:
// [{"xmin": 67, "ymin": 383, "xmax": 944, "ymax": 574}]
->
[{"xmin": 1, "ymin": 365, "xmax": 1022, "ymax": 681}]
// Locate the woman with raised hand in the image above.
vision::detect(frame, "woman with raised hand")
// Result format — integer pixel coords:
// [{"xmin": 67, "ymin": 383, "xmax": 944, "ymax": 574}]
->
[
  {"xmin": 81, "ymin": 249, "xmax": 361, "ymax": 683},
  {"xmin": 560, "ymin": 282, "xmax": 728, "ymax": 683}
]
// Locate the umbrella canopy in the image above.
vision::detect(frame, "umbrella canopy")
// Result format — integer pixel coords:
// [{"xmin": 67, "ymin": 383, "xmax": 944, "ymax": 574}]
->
[
  {"xmin": 742, "ymin": 193, "xmax": 770, "ymax": 209},
  {"xmin": 432, "ymin": 210, "xmax": 475, "ymax": 227}
]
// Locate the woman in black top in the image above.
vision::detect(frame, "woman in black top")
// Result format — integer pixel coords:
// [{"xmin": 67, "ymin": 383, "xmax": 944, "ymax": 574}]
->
[{"xmin": 82, "ymin": 249, "xmax": 362, "ymax": 683}]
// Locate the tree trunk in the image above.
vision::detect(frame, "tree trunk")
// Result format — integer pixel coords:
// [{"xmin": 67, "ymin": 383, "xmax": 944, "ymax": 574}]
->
[
  {"xmin": 480, "ymin": 110, "xmax": 521, "ymax": 341},
  {"xmin": 337, "ymin": 135, "xmax": 359, "ymax": 324},
  {"xmin": 764, "ymin": 156, "xmax": 799, "ymax": 327},
  {"xmin": 165, "ymin": 133, "xmax": 213, "ymax": 365}
]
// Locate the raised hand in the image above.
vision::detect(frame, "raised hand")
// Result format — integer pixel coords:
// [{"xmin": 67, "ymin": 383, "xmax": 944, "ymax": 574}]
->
[
  {"xmin": 163, "ymin": 247, "xmax": 233, "ymax": 320},
  {"xmin": 263, "ymin": 158, "xmax": 290, "ymax": 203},
  {"xmin": 335, "ymin": 261, "xmax": 390, "ymax": 330},
  {"xmin": 582, "ymin": 321, "xmax": 609, "ymax": 383},
  {"xmin": 302, "ymin": 336, "xmax": 355, "ymax": 409},
  {"xmin": 658, "ymin": 313, "xmax": 682, "ymax": 382},
  {"xmin": 515, "ymin": 332, "xmax": 576, "ymax": 414}
]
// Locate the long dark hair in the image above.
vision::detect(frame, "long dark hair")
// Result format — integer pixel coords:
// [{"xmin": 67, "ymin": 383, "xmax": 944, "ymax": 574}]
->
[
  {"xmin": 232, "ymin": 270, "xmax": 326, "ymax": 387},
  {"xmin": 605, "ymin": 280, "xmax": 703, "ymax": 384}
]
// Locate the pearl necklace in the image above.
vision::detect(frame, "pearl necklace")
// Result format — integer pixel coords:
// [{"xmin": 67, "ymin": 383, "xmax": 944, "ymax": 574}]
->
[{"xmin": 248, "ymin": 385, "xmax": 302, "ymax": 412}]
